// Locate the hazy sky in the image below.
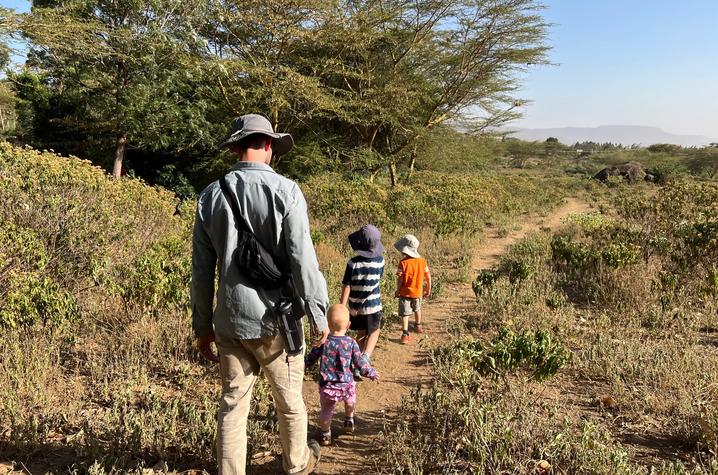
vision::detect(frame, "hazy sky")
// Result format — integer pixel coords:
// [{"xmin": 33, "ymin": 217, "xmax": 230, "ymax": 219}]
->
[
  {"xmin": 513, "ymin": 0, "xmax": 718, "ymax": 137},
  {"xmin": 2, "ymin": 0, "xmax": 716, "ymax": 137}
]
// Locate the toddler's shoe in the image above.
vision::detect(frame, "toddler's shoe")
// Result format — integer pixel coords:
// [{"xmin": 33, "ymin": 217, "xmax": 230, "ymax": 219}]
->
[
  {"xmin": 344, "ymin": 418, "xmax": 355, "ymax": 434},
  {"xmin": 353, "ymin": 368, "xmax": 363, "ymax": 381},
  {"xmin": 317, "ymin": 429, "xmax": 331, "ymax": 446},
  {"xmin": 401, "ymin": 332, "xmax": 411, "ymax": 344},
  {"xmin": 414, "ymin": 322, "xmax": 425, "ymax": 333}
]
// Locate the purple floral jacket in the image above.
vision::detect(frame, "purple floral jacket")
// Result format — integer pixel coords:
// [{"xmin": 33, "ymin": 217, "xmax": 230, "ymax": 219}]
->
[{"xmin": 305, "ymin": 335, "xmax": 378, "ymax": 385}]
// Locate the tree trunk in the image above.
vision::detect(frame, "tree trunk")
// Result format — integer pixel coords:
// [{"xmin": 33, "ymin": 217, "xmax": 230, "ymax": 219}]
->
[
  {"xmin": 406, "ymin": 144, "xmax": 418, "ymax": 183},
  {"xmin": 112, "ymin": 132, "xmax": 128, "ymax": 179},
  {"xmin": 368, "ymin": 126, "xmax": 379, "ymax": 150},
  {"xmin": 389, "ymin": 161, "xmax": 397, "ymax": 187}
]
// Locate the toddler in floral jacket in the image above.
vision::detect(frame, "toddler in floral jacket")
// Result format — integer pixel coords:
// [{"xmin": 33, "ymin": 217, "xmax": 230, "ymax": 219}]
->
[{"xmin": 305, "ymin": 304, "xmax": 379, "ymax": 446}]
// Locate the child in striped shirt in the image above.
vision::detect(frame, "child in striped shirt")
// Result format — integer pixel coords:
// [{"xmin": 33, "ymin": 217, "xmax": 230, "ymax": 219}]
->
[{"xmin": 340, "ymin": 224, "xmax": 384, "ymax": 379}]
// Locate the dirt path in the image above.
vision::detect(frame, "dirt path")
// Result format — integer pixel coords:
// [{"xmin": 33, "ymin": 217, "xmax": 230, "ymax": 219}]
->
[{"xmin": 294, "ymin": 198, "xmax": 592, "ymax": 474}]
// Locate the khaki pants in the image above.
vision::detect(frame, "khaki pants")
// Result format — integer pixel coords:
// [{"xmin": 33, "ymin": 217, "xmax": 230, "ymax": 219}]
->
[{"xmin": 215, "ymin": 334, "xmax": 309, "ymax": 475}]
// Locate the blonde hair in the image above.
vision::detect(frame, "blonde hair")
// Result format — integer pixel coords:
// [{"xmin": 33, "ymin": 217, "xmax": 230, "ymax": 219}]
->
[{"xmin": 327, "ymin": 304, "xmax": 349, "ymax": 332}]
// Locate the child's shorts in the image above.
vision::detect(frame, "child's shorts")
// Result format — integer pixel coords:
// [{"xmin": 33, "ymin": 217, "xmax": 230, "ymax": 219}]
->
[
  {"xmin": 349, "ymin": 311, "xmax": 383, "ymax": 333},
  {"xmin": 398, "ymin": 297, "xmax": 422, "ymax": 316}
]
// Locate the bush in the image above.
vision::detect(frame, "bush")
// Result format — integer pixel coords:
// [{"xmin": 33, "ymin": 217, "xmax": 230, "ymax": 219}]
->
[
  {"xmin": 116, "ymin": 236, "xmax": 191, "ymax": 315},
  {"xmin": 302, "ymin": 171, "xmax": 572, "ymax": 236},
  {"xmin": 0, "ymin": 144, "xmax": 204, "ymax": 468},
  {"xmin": 434, "ymin": 327, "xmax": 571, "ymax": 392},
  {"xmin": 0, "ymin": 143, "xmax": 182, "ymax": 287},
  {"xmin": 0, "ymin": 273, "xmax": 79, "ymax": 328}
]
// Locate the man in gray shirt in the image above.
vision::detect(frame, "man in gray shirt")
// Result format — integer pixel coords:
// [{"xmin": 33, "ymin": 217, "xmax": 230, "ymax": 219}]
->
[{"xmin": 191, "ymin": 114, "xmax": 329, "ymax": 475}]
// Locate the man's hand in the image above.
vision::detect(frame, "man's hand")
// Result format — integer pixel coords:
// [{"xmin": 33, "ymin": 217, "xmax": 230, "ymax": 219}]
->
[
  {"xmin": 312, "ymin": 327, "xmax": 329, "ymax": 348},
  {"xmin": 197, "ymin": 329, "xmax": 219, "ymax": 363}
]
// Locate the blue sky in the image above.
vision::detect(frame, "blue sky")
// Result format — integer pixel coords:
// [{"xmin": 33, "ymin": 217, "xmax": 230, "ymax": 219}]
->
[
  {"xmin": 2, "ymin": 0, "xmax": 716, "ymax": 137},
  {"xmin": 514, "ymin": 0, "xmax": 718, "ymax": 137},
  {"xmin": 2, "ymin": 0, "xmax": 29, "ymax": 68},
  {"xmin": 1, "ymin": 0, "xmax": 27, "ymax": 12}
]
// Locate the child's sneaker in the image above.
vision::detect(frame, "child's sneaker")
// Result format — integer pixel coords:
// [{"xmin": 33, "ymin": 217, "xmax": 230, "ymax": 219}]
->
[
  {"xmin": 317, "ymin": 429, "xmax": 331, "ymax": 446},
  {"xmin": 401, "ymin": 331, "xmax": 411, "ymax": 344},
  {"xmin": 414, "ymin": 322, "xmax": 425, "ymax": 333},
  {"xmin": 344, "ymin": 418, "xmax": 355, "ymax": 434}
]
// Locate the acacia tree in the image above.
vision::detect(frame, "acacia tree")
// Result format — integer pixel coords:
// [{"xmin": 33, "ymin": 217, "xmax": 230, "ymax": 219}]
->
[
  {"xmin": 16, "ymin": 0, "xmax": 550, "ymax": 183},
  {"xmin": 0, "ymin": 7, "xmax": 15, "ymax": 68},
  {"xmin": 202, "ymin": 0, "xmax": 341, "ymax": 136},
  {"xmin": 288, "ymin": 0, "xmax": 549, "ymax": 183},
  {"xmin": 395, "ymin": 0, "xmax": 547, "ymax": 182},
  {"xmin": 688, "ymin": 146, "xmax": 718, "ymax": 178},
  {"xmin": 21, "ymin": 0, "xmax": 216, "ymax": 178},
  {"xmin": 202, "ymin": 0, "xmax": 548, "ymax": 183}
]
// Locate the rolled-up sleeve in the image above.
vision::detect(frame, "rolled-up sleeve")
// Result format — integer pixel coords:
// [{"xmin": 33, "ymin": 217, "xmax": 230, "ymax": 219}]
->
[
  {"xmin": 283, "ymin": 186, "xmax": 329, "ymax": 333},
  {"xmin": 191, "ymin": 200, "xmax": 217, "ymax": 338}
]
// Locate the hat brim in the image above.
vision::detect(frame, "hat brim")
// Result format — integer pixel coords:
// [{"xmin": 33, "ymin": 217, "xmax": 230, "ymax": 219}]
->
[
  {"xmin": 395, "ymin": 242, "xmax": 420, "ymax": 258},
  {"xmin": 350, "ymin": 229, "xmax": 384, "ymax": 258},
  {"xmin": 355, "ymin": 244, "xmax": 384, "ymax": 259},
  {"xmin": 219, "ymin": 130, "xmax": 294, "ymax": 156}
]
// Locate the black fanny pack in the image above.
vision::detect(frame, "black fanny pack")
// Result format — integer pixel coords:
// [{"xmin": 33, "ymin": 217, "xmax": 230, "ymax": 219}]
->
[{"xmin": 218, "ymin": 176, "xmax": 290, "ymax": 289}]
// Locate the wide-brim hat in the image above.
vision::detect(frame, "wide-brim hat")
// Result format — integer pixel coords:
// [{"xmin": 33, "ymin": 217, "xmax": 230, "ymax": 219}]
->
[
  {"xmin": 219, "ymin": 113, "xmax": 294, "ymax": 156},
  {"xmin": 348, "ymin": 225, "xmax": 384, "ymax": 258},
  {"xmin": 394, "ymin": 234, "xmax": 420, "ymax": 258}
]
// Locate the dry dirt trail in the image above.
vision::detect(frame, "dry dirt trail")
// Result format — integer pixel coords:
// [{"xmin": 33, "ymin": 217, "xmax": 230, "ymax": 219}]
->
[{"xmin": 287, "ymin": 197, "xmax": 592, "ymax": 474}]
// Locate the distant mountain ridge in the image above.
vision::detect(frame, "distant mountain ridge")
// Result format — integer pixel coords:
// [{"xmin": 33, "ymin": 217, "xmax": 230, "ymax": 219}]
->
[{"xmin": 508, "ymin": 125, "xmax": 716, "ymax": 147}]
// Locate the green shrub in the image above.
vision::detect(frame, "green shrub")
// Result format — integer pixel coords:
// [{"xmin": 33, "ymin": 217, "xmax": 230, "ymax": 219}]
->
[
  {"xmin": 0, "ymin": 222, "xmax": 49, "ymax": 272},
  {"xmin": 500, "ymin": 258, "xmax": 534, "ymax": 285},
  {"xmin": 302, "ymin": 171, "xmax": 573, "ymax": 237},
  {"xmin": 434, "ymin": 328, "xmax": 571, "ymax": 392},
  {"xmin": 116, "ymin": 236, "xmax": 191, "ymax": 314},
  {"xmin": 0, "ymin": 273, "xmax": 79, "ymax": 328},
  {"xmin": 472, "ymin": 269, "xmax": 500, "ymax": 297}
]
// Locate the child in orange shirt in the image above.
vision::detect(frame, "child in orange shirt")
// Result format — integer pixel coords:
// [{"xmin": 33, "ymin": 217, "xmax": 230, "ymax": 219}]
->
[{"xmin": 393, "ymin": 234, "xmax": 431, "ymax": 344}]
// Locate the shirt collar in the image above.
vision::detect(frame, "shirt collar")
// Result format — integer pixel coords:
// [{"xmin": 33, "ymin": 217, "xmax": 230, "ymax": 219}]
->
[{"xmin": 232, "ymin": 161, "xmax": 275, "ymax": 173}]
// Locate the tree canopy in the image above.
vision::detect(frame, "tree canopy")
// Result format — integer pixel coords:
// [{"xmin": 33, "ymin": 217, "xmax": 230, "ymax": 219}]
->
[{"xmin": 9, "ymin": 0, "xmax": 551, "ymax": 185}]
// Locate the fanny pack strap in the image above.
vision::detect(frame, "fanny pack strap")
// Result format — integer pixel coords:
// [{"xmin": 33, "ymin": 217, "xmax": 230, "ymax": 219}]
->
[{"xmin": 219, "ymin": 175, "xmax": 252, "ymax": 233}]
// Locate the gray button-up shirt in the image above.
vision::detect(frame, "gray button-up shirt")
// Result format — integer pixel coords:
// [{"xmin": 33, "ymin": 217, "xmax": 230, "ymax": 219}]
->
[{"xmin": 191, "ymin": 161, "xmax": 329, "ymax": 340}]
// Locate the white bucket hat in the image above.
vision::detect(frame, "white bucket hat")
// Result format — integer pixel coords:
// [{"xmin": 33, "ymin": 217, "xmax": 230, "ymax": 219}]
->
[{"xmin": 394, "ymin": 234, "xmax": 420, "ymax": 258}]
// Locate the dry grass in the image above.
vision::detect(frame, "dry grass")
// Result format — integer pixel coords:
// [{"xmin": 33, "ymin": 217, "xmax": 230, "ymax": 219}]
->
[{"xmin": 379, "ymin": 181, "xmax": 718, "ymax": 473}]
